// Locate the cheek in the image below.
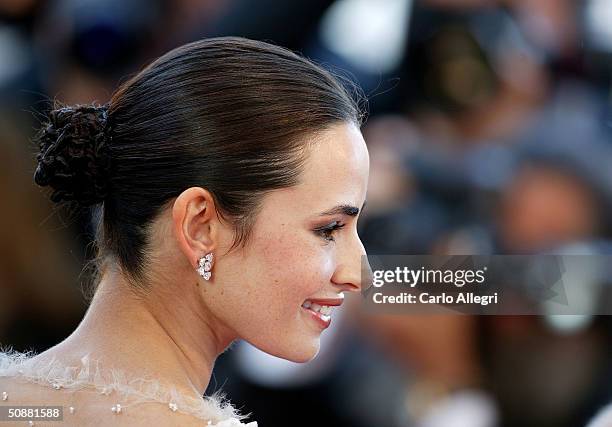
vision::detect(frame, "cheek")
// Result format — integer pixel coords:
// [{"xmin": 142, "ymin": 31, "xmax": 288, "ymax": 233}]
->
[
  {"xmin": 256, "ymin": 231, "xmax": 333, "ymax": 305},
  {"xmin": 218, "ymin": 226, "xmax": 336, "ymax": 361}
]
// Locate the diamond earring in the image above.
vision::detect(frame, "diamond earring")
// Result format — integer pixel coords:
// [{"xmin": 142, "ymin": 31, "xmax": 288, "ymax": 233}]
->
[{"xmin": 197, "ymin": 253, "xmax": 213, "ymax": 280}]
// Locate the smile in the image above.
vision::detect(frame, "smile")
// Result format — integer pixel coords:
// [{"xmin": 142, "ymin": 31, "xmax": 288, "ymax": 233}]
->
[{"xmin": 301, "ymin": 300, "xmax": 333, "ymax": 329}]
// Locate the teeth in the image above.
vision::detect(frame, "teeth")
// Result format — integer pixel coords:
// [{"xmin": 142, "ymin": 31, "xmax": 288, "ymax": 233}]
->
[
  {"xmin": 320, "ymin": 306, "xmax": 332, "ymax": 316},
  {"xmin": 302, "ymin": 301, "xmax": 333, "ymax": 315}
]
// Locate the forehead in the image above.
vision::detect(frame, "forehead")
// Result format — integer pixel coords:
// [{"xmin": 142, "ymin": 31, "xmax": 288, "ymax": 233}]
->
[{"xmin": 293, "ymin": 122, "xmax": 369, "ymax": 208}]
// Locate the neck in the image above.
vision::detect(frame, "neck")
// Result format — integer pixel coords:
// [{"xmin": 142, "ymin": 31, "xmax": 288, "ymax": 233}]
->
[{"xmin": 51, "ymin": 266, "xmax": 236, "ymax": 396}]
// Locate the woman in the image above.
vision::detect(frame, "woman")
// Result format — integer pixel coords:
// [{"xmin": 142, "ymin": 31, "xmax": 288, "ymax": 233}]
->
[{"xmin": 0, "ymin": 36, "xmax": 369, "ymax": 426}]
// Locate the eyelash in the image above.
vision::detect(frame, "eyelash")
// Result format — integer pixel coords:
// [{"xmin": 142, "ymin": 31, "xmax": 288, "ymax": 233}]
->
[{"xmin": 315, "ymin": 221, "xmax": 346, "ymax": 242}]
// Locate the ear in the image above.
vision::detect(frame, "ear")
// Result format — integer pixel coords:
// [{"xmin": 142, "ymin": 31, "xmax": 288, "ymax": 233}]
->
[{"xmin": 171, "ymin": 187, "xmax": 217, "ymax": 269}]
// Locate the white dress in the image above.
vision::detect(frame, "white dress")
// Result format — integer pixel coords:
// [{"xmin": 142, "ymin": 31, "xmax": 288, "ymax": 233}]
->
[
  {"xmin": 587, "ymin": 404, "xmax": 612, "ymax": 427},
  {"xmin": 0, "ymin": 351, "xmax": 257, "ymax": 426}
]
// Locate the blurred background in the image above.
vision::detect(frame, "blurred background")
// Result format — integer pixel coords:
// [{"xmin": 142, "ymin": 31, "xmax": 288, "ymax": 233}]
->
[{"xmin": 1, "ymin": 0, "xmax": 612, "ymax": 426}]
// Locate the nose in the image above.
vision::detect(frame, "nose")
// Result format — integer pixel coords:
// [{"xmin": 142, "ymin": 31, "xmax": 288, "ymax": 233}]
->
[{"xmin": 331, "ymin": 231, "xmax": 367, "ymax": 293}]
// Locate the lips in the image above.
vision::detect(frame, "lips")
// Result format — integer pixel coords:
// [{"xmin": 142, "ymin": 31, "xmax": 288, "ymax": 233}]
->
[
  {"xmin": 301, "ymin": 296, "xmax": 344, "ymax": 329},
  {"xmin": 301, "ymin": 304, "xmax": 332, "ymax": 329},
  {"xmin": 303, "ymin": 297, "xmax": 344, "ymax": 307}
]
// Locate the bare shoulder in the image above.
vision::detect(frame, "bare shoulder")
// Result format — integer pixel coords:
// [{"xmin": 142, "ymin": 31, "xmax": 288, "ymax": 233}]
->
[
  {"xmin": 107, "ymin": 402, "xmax": 216, "ymax": 426},
  {"xmin": 0, "ymin": 379, "xmax": 219, "ymax": 426},
  {"xmin": 0, "ymin": 376, "xmax": 56, "ymax": 404}
]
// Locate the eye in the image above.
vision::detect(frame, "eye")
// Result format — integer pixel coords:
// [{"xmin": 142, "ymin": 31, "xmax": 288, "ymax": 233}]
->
[{"xmin": 314, "ymin": 221, "xmax": 346, "ymax": 242}]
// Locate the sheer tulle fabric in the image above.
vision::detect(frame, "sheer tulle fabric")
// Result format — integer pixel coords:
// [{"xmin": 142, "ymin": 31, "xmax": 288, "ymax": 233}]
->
[{"xmin": 0, "ymin": 351, "xmax": 257, "ymax": 426}]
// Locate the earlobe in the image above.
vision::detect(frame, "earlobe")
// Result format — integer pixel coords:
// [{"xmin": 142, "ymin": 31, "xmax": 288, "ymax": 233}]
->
[{"xmin": 171, "ymin": 187, "xmax": 216, "ymax": 269}]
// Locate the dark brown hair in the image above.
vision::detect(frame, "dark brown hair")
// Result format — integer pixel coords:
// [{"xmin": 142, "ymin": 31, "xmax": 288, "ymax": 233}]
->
[{"xmin": 33, "ymin": 36, "xmax": 366, "ymax": 290}]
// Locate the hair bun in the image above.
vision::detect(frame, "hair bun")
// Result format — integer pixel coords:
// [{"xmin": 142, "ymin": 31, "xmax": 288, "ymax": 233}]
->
[{"xmin": 34, "ymin": 104, "xmax": 111, "ymax": 206}]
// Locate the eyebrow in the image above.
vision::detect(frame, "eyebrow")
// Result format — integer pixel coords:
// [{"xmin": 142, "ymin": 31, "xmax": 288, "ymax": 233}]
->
[{"xmin": 319, "ymin": 200, "xmax": 367, "ymax": 217}]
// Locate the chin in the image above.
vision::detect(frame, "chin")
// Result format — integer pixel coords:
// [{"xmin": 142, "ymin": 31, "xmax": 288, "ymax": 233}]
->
[
  {"xmin": 266, "ymin": 338, "xmax": 321, "ymax": 363},
  {"xmin": 285, "ymin": 347, "xmax": 319, "ymax": 363},
  {"xmin": 293, "ymin": 337, "xmax": 322, "ymax": 362}
]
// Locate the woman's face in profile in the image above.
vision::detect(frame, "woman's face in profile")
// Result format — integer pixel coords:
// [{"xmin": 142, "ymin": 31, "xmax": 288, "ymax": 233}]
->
[{"xmin": 210, "ymin": 122, "xmax": 369, "ymax": 362}]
